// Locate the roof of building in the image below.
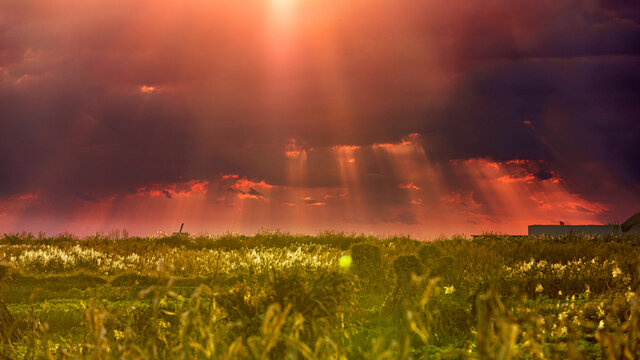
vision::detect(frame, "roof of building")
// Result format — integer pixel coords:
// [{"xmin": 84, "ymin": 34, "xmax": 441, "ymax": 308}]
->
[{"xmin": 622, "ymin": 212, "xmax": 640, "ymax": 232}]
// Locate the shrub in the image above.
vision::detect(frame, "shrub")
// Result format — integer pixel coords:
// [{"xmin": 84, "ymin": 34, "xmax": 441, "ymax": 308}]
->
[
  {"xmin": 350, "ymin": 244, "xmax": 386, "ymax": 292},
  {"xmin": 382, "ymin": 255, "xmax": 425, "ymax": 316}
]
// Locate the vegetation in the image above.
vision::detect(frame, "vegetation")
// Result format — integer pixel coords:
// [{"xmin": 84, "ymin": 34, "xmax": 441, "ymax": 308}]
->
[{"xmin": 0, "ymin": 231, "xmax": 639, "ymax": 359}]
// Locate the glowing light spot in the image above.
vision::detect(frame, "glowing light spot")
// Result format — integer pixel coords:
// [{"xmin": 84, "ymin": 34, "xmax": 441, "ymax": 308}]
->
[
  {"xmin": 339, "ymin": 255, "xmax": 352, "ymax": 269},
  {"xmin": 271, "ymin": 0, "xmax": 295, "ymax": 19}
]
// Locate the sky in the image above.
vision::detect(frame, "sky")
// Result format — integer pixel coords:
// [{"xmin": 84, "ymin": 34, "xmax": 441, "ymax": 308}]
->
[{"xmin": 1, "ymin": 0, "xmax": 639, "ymax": 238}]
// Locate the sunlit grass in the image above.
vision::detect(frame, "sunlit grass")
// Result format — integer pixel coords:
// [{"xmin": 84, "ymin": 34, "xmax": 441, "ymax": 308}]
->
[{"xmin": 0, "ymin": 232, "xmax": 639, "ymax": 358}]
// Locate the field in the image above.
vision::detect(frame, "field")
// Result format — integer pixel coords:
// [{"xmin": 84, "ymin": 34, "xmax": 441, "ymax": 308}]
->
[{"xmin": 0, "ymin": 232, "xmax": 639, "ymax": 359}]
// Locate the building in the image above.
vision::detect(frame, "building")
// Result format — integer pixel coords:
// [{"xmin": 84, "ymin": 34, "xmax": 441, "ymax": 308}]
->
[{"xmin": 528, "ymin": 212, "xmax": 640, "ymax": 237}]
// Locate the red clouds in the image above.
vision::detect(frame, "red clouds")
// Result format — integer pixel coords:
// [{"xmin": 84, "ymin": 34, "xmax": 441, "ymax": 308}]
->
[
  {"xmin": 398, "ymin": 183, "xmax": 421, "ymax": 191},
  {"xmin": 1, "ymin": 0, "xmax": 639, "ymax": 236},
  {"xmin": 0, "ymin": 134, "xmax": 627, "ymax": 237},
  {"xmin": 134, "ymin": 180, "xmax": 209, "ymax": 199}
]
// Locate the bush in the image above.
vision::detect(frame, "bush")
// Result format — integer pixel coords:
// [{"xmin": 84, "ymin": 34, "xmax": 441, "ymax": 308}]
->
[
  {"xmin": 350, "ymin": 244, "xmax": 386, "ymax": 292},
  {"xmin": 382, "ymin": 255, "xmax": 425, "ymax": 316}
]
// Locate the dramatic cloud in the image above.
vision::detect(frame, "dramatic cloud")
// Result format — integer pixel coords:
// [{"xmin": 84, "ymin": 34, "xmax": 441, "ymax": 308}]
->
[{"xmin": 1, "ymin": 0, "xmax": 638, "ymax": 236}]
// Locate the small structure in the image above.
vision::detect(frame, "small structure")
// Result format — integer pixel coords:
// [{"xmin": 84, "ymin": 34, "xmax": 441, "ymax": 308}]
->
[
  {"xmin": 172, "ymin": 223, "xmax": 189, "ymax": 237},
  {"xmin": 528, "ymin": 212, "xmax": 640, "ymax": 237},
  {"xmin": 622, "ymin": 212, "xmax": 640, "ymax": 233}
]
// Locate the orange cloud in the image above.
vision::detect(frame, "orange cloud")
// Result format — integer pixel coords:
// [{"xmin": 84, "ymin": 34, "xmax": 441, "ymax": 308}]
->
[
  {"xmin": 231, "ymin": 178, "xmax": 273, "ymax": 190},
  {"xmin": 10, "ymin": 192, "xmax": 40, "ymax": 201},
  {"xmin": 332, "ymin": 145, "xmax": 361, "ymax": 151},
  {"xmin": 373, "ymin": 133, "xmax": 420, "ymax": 149},
  {"xmin": 135, "ymin": 180, "xmax": 209, "ymax": 198},
  {"xmin": 139, "ymin": 85, "xmax": 156, "ymax": 94},
  {"xmin": 237, "ymin": 192, "xmax": 266, "ymax": 201},
  {"xmin": 303, "ymin": 196, "xmax": 326, "ymax": 206},
  {"xmin": 496, "ymin": 174, "xmax": 536, "ymax": 183},
  {"xmin": 285, "ymin": 138, "xmax": 307, "ymax": 159},
  {"xmin": 450, "ymin": 157, "xmax": 610, "ymax": 232},
  {"xmin": 398, "ymin": 182, "xmax": 421, "ymax": 190}
]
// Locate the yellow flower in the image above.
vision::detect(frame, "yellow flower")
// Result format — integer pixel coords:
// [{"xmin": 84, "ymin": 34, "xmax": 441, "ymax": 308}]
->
[
  {"xmin": 535, "ymin": 283, "xmax": 544, "ymax": 293},
  {"xmin": 444, "ymin": 285, "xmax": 455, "ymax": 294}
]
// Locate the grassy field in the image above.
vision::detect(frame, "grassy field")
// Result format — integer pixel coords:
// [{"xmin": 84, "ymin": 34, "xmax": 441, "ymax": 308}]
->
[{"xmin": 0, "ymin": 232, "xmax": 639, "ymax": 359}]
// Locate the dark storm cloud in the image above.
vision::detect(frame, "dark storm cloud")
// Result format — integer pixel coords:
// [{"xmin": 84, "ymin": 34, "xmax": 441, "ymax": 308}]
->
[
  {"xmin": 248, "ymin": 188, "xmax": 265, "ymax": 199},
  {"xmin": 75, "ymin": 192, "xmax": 98, "ymax": 203},
  {"xmin": 1, "ymin": 0, "xmax": 638, "ymax": 225},
  {"xmin": 535, "ymin": 171, "xmax": 554, "ymax": 181}
]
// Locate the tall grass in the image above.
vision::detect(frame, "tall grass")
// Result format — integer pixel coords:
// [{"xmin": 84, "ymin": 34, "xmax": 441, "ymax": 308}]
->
[{"xmin": 0, "ymin": 232, "xmax": 639, "ymax": 358}]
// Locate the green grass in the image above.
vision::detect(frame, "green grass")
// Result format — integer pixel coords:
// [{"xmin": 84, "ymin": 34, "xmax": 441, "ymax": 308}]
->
[{"xmin": 0, "ymin": 232, "xmax": 639, "ymax": 359}]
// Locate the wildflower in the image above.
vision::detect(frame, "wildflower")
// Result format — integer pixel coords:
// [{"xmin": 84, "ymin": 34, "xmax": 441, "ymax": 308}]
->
[
  {"xmin": 612, "ymin": 266, "xmax": 622, "ymax": 278},
  {"xmin": 444, "ymin": 285, "xmax": 455, "ymax": 294},
  {"xmin": 572, "ymin": 315, "xmax": 580, "ymax": 325},
  {"xmin": 598, "ymin": 320, "xmax": 605, "ymax": 329},
  {"xmin": 626, "ymin": 291, "xmax": 635, "ymax": 302},
  {"xmin": 558, "ymin": 290, "xmax": 562, "ymax": 296},
  {"xmin": 535, "ymin": 283, "xmax": 544, "ymax": 293},
  {"xmin": 157, "ymin": 320, "xmax": 171, "ymax": 329},
  {"xmin": 113, "ymin": 329, "xmax": 125, "ymax": 341}
]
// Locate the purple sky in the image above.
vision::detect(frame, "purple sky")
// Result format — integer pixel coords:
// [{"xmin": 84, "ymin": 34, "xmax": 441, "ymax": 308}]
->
[{"xmin": 1, "ymin": 0, "xmax": 639, "ymax": 237}]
